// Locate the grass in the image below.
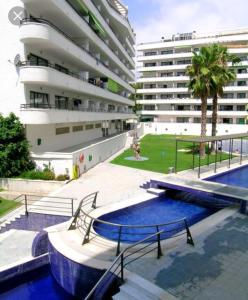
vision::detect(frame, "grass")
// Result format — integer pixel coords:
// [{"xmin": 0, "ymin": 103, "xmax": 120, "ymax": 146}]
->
[
  {"xmin": 0, "ymin": 198, "xmax": 20, "ymax": 217},
  {"xmin": 111, "ymin": 134, "xmax": 230, "ymax": 174}
]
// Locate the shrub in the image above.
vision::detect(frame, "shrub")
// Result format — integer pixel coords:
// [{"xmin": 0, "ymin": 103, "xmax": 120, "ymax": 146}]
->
[
  {"xmin": 19, "ymin": 169, "xmax": 55, "ymax": 181},
  {"xmin": 56, "ymin": 174, "xmax": 70, "ymax": 181},
  {"xmin": 0, "ymin": 113, "xmax": 35, "ymax": 177}
]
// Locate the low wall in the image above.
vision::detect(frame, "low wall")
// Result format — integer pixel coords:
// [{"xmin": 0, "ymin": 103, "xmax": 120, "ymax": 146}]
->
[
  {"xmin": 0, "ymin": 178, "xmax": 65, "ymax": 193},
  {"xmin": 143, "ymin": 122, "xmax": 248, "ymax": 136},
  {"xmin": 32, "ymin": 131, "xmax": 130, "ymax": 178}
]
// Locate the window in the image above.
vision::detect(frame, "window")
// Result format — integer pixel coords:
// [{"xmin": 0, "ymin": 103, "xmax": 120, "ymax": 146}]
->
[
  {"xmin": 222, "ymin": 93, "xmax": 234, "ymax": 99},
  {"xmin": 238, "ymin": 68, "xmax": 247, "ymax": 74},
  {"xmin": 30, "ymin": 91, "xmax": 49, "ymax": 107},
  {"xmin": 28, "ymin": 53, "xmax": 48, "ymax": 66},
  {"xmin": 161, "ymin": 94, "xmax": 173, "ymax": 99},
  {"xmin": 177, "ymin": 94, "xmax": 190, "ymax": 98},
  {"xmin": 177, "ymin": 72, "xmax": 186, "ymax": 76},
  {"xmin": 222, "ymin": 118, "xmax": 233, "ymax": 124},
  {"xmin": 55, "ymin": 95, "xmax": 69, "ymax": 109},
  {"xmin": 144, "ymin": 52, "xmax": 157, "ymax": 56},
  {"xmin": 220, "ymin": 105, "xmax": 233, "ymax": 111},
  {"xmin": 143, "ymin": 105, "xmax": 155, "ymax": 110},
  {"xmin": 161, "ymin": 50, "xmax": 173, "ymax": 55},
  {"xmin": 237, "ymin": 93, "xmax": 246, "ymax": 99},
  {"xmin": 177, "ymin": 60, "xmax": 191, "ymax": 65},
  {"xmin": 144, "ymin": 63, "xmax": 156, "ymax": 67},
  {"xmin": 177, "ymin": 117, "xmax": 189, "ymax": 123},
  {"xmin": 95, "ymin": 123, "xmax": 101, "ymax": 128},
  {"xmin": 72, "ymin": 125, "xmax": 84, "ymax": 132},
  {"xmin": 144, "ymin": 95, "xmax": 156, "ymax": 100},
  {"xmin": 56, "ymin": 127, "xmax": 70, "ymax": 135},
  {"xmin": 55, "ymin": 64, "xmax": 69, "ymax": 74},
  {"xmin": 161, "ymin": 72, "xmax": 173, "ymax": 77},
  {"xmin": 177, "ymin": 83, "xmax": 187, "ymax": 88},
  {"xmin": 161, "ymin": 61, "xmax": 173, "ymax": 66},
  {"xmin": 85, "ymin": 124, "xmax": 94, "ymax": 130},
  {"xmin": 237, "ymin": 118, "xmax": 245, "ymax": 124},
  {"xmin": 238, "ymin": 81, "xmax": 247, "ymax": 86},
  {"xmin": 237, "ymin": 105, "xmax": 245, "ymax": 111}
]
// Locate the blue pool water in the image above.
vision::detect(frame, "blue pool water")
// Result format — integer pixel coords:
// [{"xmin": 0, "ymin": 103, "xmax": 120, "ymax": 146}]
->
[
  {"xmin": 93, "ymin": 197, "xmax": 218, "ymax": 242},
  {"xmin": 206, "ymin": 165, "xmax": 248, "ymax": 189},
  {"xmin": 0, "ymin": 266, "xmax": 75, "ymax": 300}
]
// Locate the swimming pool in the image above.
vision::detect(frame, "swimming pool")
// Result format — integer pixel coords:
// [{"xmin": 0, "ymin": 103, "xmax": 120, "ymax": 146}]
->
[
  {"xmin": 93, "ymin": 197, "xmax": 218, "ymax": 243},
  {"xmin": 206, "ymin": 164, "xmax": 248, "ymax": 189},
  {"xmin": 0, "ymin": 265, "xmax": 75, "ymax": 300}
]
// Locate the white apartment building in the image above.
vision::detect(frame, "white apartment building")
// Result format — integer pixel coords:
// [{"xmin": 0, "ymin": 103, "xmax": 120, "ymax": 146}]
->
[
  {"xmin": 0, "ymin": 0, "xmax": 136, "ymax": 176},
  {"xmin": 136, "ymin": 29, "xmax": 248, "ymax": 129}
]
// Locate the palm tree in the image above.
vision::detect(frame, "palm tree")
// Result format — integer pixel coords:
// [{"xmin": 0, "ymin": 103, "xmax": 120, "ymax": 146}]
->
[
  {"xmin": 209, "ymin": 45, "xmax": 240, "ymax": 151},
  {"xmin": 187, "ymin": 47, "xmax": 215, "ymax": 157}
]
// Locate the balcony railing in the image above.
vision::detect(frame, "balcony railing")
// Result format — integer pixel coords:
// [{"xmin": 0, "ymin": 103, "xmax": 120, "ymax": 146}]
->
[
  {"xmin": 90, "ymin": 0, "xmax": 133, "ymax": 60},
  {"xmin": 64, "ymin": 1, "xmax": 133, "ymax": 70},
  {"xmin": 19, "ymin": 60, "xmax": 130, "ymax": 99},
  {"xmin": 20, "ymin": 103, "xmax": 134, "ymax": 114},
  {"xmin": 20, "ymin": 18, "xmax": 131, "ymax": 84}
]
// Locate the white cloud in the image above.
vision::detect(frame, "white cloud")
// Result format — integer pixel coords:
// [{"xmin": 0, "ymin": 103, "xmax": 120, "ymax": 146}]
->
[{"xmin": 133, "ymin": 0, "xmax": 248, "ymax": 44}]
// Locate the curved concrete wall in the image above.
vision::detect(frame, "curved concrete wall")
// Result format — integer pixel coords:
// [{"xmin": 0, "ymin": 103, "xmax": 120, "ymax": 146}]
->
[{"xmin": 49, "ymin": 241, "xmax": 105, "ymax": 298}]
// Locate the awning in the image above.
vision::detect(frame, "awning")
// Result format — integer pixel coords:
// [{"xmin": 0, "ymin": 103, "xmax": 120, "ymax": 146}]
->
[
  {"xmin": 68, "ymin": 0, "xmax": 88, "ymax": 16},
  {"xmin": 88, "ymin": 12, "xmax": 106, "ymax": 37}
]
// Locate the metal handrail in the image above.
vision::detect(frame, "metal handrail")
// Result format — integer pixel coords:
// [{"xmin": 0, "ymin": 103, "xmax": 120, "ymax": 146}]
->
[
  {"xmin": 20, "ymin": 17, "xmax": 132, "ymax": 84},
  {"xmin": 20, "ymin": 103, "xmax": 133, "ymax": 114},
  {"xmin": 69, "ymin": 192, "xmax": 194, "ymax": 256},
  {"xmin": 84, "ymin": 229, "xmax": 164, "ymax": 300},
  {"xmin": 12, "ymin": 194, "xmax": 75, "ymax": 216}
]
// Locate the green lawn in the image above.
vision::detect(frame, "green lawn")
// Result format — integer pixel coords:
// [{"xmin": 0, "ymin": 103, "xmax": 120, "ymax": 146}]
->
[
  {"xmin": 0, "ymin": 198, "xmax": 20, "ymax": 217},
  {"xmin": 111, "ymin": 134, "xmax": 230, "ymax": 174}
]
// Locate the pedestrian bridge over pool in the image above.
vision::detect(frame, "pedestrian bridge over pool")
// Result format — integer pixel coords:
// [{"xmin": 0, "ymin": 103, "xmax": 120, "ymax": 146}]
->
[{"xmin": 150, "ymin": 175, "xmax": 248, "ymax": 213}]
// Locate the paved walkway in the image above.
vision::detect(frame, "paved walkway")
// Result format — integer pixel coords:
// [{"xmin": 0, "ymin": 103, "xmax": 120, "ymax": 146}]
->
[
  {"xmin": 127, "ymin": 212, "xmax": 248, "ymax": 300},
  {"xmin": 51, "ymin": 162, "xmax": 162, "ymax": 208}
]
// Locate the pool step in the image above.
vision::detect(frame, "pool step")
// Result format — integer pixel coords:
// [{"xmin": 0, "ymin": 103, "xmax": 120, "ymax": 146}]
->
[
  {"xmin": 140, "ymin": 180, "xmax": 151, "ymax": 189},
  {"xmin": 113, "ymin": 272, "xmax": 177, "ymax": 300},
  {"xmin": 147, "ymin": 188, "xmax": 166, "ymax": 197}
]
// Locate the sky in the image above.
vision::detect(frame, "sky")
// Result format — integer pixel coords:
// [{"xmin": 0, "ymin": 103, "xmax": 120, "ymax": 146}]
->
[{"xmin": 124, "ymin": 0, "xmax": 248, "ymax": 44}]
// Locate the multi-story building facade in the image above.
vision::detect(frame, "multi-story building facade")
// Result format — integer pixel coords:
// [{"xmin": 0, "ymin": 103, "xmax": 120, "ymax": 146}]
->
[
  {"xmin": 136, "ymin": 29, "xmax": 248, "ymax": 128},
  {"xmin": 0, "ymin": 0, "xmax": 135, "ymax": 175}
]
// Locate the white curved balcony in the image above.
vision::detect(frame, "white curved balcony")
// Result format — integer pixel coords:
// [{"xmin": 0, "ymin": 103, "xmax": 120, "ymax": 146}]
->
[
  {"xmin": 20, "ymin": 19, "xmax": 134, "ymax": 91},
  {"xmin": 137, "ymin": 76, "xmax": 189, "ymax": 83},
  {"xmin": 137, "ymin": 52, "xmax": 193, "ymax": 62},
  {"xmin": 20, "ymin": 105, "xmax": 135, "ymax": 124},
  {"xmin": 138, "ymin": 110, "xmax": 248, "ymax": 117},
  {"xmin": 19, "ymin": 65, "xmax": 134, "ymax": 106},
  {"xmin": 137, "ymin": 98, "xmax": 248, "ymax": 105},
  {"xmin": 137, "ymin": 87, "xmax": 188, "ymax": 94},
  {"xmin": 138, "ymin": 64, "xmax": 188, "ymax": 72},
  {"xmin": 85, "ymin": 0, "xmax": 135, "ymax": 67}
]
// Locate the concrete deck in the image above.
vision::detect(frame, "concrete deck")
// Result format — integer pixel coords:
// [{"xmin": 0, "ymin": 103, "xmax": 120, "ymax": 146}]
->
[{"xmin": 126, "ymin": 212, "xmax": 248, "ymax": 300}]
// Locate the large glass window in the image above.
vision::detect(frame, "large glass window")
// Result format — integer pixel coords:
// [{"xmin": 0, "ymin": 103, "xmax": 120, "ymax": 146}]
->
[
  {"xmin": 30, "ymin": 91, "xmax": 49, "ymax": 107},
  {"xmin": 28, "ymin": 53, "xmax": 48, "ymax": 66},
  {"xmin": 55, "ymin": 64, "xmax": 69, "ymax": 74},
  {"xmin": 55, "ymin": 95, "xmax": 69, "ymax": 109}
]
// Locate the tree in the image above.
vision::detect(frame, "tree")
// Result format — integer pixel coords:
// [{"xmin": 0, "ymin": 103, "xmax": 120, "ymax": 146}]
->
[
  {"xmin": 129, "ymin": 82, "xmax": 143, "ymax": 113},
  {"xmin": 187, "ymin": 47, "xmax": 214, "ymax": 157},
  {"xmin": 0, "ymin": 113, "xmax": 35, "ymax": 177},
  {"xmin": 209, "ymin": 45, "xmax": 240, "ymax": 151}
]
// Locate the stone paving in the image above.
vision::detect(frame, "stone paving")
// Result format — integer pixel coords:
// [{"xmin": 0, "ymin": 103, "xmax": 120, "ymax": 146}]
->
[{"xmin": 126, "ymin": 213, "xmax": 248, "ymax": 300}]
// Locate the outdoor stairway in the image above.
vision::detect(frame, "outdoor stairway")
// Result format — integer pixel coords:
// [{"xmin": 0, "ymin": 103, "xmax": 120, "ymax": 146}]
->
[
  {"xmin": 113, "ymin": 272, "xmax": 177, "ymax": 300},
  {"xmin": 140, "ymin": 180, "xmax": 151, "ymax": 189},
  {"xmin": 147, "ymin": 188, "xmax": 166, "ymax": 197},
  {"xmin": 0, "ymin": 213, "xmax": 70, "ymax": 234}
]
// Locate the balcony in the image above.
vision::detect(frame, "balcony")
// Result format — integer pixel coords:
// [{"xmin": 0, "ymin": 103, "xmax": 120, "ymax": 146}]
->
[
  {"xmin": 20, "ymin": 103, "xmax": 135, "ymax": 125},
  {"xmin": 20, "ymin": 18, "xmax": 134, "ymax": 90},
  {"xmin": 137, "ymin": 110, "xmax": 248, "ymax": 117},
  {"xmin": 19, "ymin": 62, "xmax": 134, "ymax": 106}
]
